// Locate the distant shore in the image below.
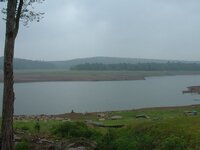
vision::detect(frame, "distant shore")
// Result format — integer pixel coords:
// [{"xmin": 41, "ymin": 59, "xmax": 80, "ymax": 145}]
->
[
  {"xmin": 0, "ymin": 73, "xmax": 145, "ymax": 83},
  {"xmin": 1, "ymin": 70, "xmax": 200, "ymax": 83},
  {"xmin": 15, "ymin": 74, "xmax": 145, "ymax": 82}
]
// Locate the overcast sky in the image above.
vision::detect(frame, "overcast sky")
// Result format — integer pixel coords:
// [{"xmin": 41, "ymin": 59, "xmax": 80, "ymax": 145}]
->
[{"xmin": 0, "ymin": 0, "xmax": 200, "ymax": 61}]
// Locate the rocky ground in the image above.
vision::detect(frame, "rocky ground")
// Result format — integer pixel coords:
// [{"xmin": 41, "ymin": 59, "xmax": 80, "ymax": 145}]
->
[{"xmin": 14, "ymin": 130, "xmax": 97, "ymax": 150}]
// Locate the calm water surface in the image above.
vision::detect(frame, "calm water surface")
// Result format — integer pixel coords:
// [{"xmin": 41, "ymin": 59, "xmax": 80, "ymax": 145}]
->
[{"xmin": 0, "ymin": 75, "xmax": 200, "ymax": 115}]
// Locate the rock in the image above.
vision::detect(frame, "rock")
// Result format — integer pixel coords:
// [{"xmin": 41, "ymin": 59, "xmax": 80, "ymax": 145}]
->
[
  {"xmin": 184, "ymin": 110, "xmax": 198, "ymax": 116},
  {"xmin": 68, "ymin": 147, "xmax": 87, "ymax": 150},
  {"xmin": 14, "ymin": 134, "xmax": 21, "ymax": 142},
  {"xmin": 85, "ymin": 120, "xmax": 104, "ymax": 126},
  {"xmin": 99, "ymin": 118, "xmax": 105, "ymax": 121},
  {"xmin": 97, "ymin": 113, "xmax": 106, "ymax": 118},
  {"xmin": 54, "ymin": 117, "xmax": 63, "ymax": 121},
  {"xmin": 110, "ymin": 115, "xmax": 122, "ymax": 120},
  {"xmin": 54, "ymin": 139, "xmax": 97, "ymax": 150},
  {"xmin": 62, "ymin": 118, "xmax": 71, "ymax": 122},
  {"xmin": 135, "ymin": 114, "xmax": 150, "ymax": 119},
  {"xmin": 38, "ymin": 138, "xmax": 54, "ymax": 144}
]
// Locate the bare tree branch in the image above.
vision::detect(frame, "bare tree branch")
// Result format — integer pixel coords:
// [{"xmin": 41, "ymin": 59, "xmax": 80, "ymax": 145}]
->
[
  {"xmin": 14, "ymin": 0, "xmax": 23, "ymax": 38},
  {"xmin": 1, "ymin": 0, "xmax": 45, "ymax": 27}
]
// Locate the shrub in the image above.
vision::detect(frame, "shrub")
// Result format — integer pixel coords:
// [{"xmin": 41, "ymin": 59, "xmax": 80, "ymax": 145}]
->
[
  {"xmin": 97, "ymin": 129, "xmax": 117, "ymax": 150},
  {"xmin": 15, "ymin": 139, "xmax": 30, "ymax": 150},
  {"xmin": 113, "ymin": 136, "xmax": 137, "ymax": 150},
  {"xmin": 99, "ymin": 121, "xmax": 187, "ymax": 150},
  {"xmin": 21, "ymin": 125, "xmax": 30, "ymax": 131},
  {"xmin": 52, "ymin": 121, "xmax": 100, "ymax": 139},
  {"xmin": 34, "ymin": 121, "xmax": 40, "ymax": 133},
  {"xmin": 161, "ymin": 135, "xmax": 186, "ymax": 150}
]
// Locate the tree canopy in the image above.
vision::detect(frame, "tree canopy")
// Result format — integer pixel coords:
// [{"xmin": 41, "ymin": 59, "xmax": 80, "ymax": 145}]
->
[{"xmin": 71, "ymin": 62, "xmax": 200, "ymax": 71}]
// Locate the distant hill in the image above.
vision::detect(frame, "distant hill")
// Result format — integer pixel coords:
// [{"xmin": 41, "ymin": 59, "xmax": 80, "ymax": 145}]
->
[
  {"xmin": 0, "ymin": 57, "xmax": 56, "ymax": 70},
  {"xmin": 48, "ymin": 57, "xmax": 200, "ymax": 69},
  {"xmin": 0, "ymin": 56, "xmax": 200, "ymax": 70},
  {"xmin": 49, "ymin": 57, "xmax": 174, "ymax": 69}
]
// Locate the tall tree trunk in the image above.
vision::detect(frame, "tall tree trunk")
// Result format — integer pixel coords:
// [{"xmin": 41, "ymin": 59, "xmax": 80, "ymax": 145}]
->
[{"xmin": 1, "ymin": 0, "xmax": 17, "ymax": 149}]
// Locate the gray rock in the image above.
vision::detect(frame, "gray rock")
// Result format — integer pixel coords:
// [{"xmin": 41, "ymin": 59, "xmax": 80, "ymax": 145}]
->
[
  {"xmin": 110, "ymin": 115, "xmax": 122, "ymax": 120},
  {"xmin": 68, "ymin": 147, "xmax": 87, "ymax": 150},
  {"xmin": 54, "ymin": 139, "xmax": 97, "ymax": 150},
  {"xmin": 135, "ymin": 114, "xmax": 150, "ymax": 119},
  {"xmin": 14, "ymin": 134, "xmax": 21, "ymax": 142}
]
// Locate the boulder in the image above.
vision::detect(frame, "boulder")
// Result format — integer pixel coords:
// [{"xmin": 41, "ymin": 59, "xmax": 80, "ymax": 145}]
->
[
  {"xmin": 54, "ymin": 139, "xmax": 97, "ymax": 150},
  {"xmin": 110, "ymin": 115, "xmax": 122, "ymax": 120},
  {"xmin": 135, "ymin": 114, "xmax": 150, "ymax": 119}
]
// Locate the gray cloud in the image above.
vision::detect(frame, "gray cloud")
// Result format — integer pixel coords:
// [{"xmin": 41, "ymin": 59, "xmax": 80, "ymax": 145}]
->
[{"xmin": 1, "ymin": 0, "xmax": 200, "ymax": 61}]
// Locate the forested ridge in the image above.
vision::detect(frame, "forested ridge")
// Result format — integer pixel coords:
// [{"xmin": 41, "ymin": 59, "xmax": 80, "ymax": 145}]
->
[
  {"xmin": 71, "ymin": 62, "xmax": 200, "ymax": 71},
  {"xmin": 1, "ymin": 56, "xmax": 200, "ymax": 71}
]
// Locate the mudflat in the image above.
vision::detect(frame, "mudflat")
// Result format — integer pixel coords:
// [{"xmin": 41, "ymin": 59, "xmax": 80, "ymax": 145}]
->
[{"xmin": 1, "ymin": 70, "xmax": 200, "ymax": 82}]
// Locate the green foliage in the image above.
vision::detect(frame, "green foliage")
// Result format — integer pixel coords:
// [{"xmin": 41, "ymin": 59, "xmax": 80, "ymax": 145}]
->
[
  {"xmin": 52, "ymin": 121, "xmax": 100, "ymax": 139},
  {"xmin": 12, "ymin": 106, "xmax": 200, "ymax": 150},
  {"xmin": 15, "ymin": 138, "xmax": 30, "ymax": 150},
  {"xmin": 161, "ymin": 135, "xmax": 186, "ymax": 150},
  {"xmin": 97, "ymin": 129, "xmax": 118, "ymax": 150},
  {"xmin": 20, "ymin": 125, "xmax": 30, "ymax": 131},
  {"xmin": 112, "ymin": 123, "xmax": 155, "ymax": 150},
  {"xmin": 14, "ymin": 120, "xmax": 62, "ymax": 134},
  {"xmin": 97, "ymin": 120, "xmax": 190, "ymax": 150},
  {"xmin": 34, "ymin": 121, "xmax": 40, "ymax": 133}
]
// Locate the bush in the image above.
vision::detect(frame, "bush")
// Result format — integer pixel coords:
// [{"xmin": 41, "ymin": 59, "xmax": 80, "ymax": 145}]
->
[
  {"xmin": 21, "ymin": 125, "xmax": 30, "ymax": 131},
  {"xmin": 113, "ymin": 136, "xmax": 137, "ymax": 150},
  {"xmin": 161, "ymin": 135, "xmax": 186, "ymax": 150},
  {"xmin": 34, "ymin": 121, "xmax": 40, "ymax": 133},
  {"xmin": 15, "ymin": 139, "xmax": 30, "ymax": 150},
  {"xmin": 97, "ymin": 121, "xmax": 188, "ymax": 150},
  {"xmin": 111, "ymin": 131, "xmax": 155, "ymax": 150},
  {"xmin": 52, "ymin": 121, "xmax": 100, "ymax": 139},
  {"xmin": 97, "ymin": 129, "xmax": 117, "ymax": 150}
]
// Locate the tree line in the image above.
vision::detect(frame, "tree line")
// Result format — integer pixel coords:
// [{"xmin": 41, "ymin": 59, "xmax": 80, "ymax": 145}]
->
[{"xmin": 70, "ymin": 62, "xmax": 200, "ymax": 71}]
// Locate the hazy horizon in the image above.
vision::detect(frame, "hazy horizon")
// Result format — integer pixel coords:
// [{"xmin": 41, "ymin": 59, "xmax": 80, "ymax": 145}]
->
[
  {"xmin": 1, "ymin": 55, "xmax": 200, "ymax": 62},
  {"xmin": 1, "ymin": 0, "xmax": 200, "ymax": 61}
]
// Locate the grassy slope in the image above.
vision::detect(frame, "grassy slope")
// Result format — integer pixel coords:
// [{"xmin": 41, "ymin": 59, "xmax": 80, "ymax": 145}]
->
[
  {"xmin": 13, "ymin": 105, "xmax": 200, "ymax": 132},
  {"xmin": 13, "ymin": 105, "xmax": 200, "ymax": 149}
]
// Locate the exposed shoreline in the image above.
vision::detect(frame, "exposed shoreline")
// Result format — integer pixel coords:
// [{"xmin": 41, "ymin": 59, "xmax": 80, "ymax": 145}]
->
[
  {"xmin": 10, "ymin": 75, "xmax": 145, "ymax": 83},
  {"xmin": 13, "ymin": 104, "xmax": 200, "ymax": 119},
  {"xmin": 1, "ymin": 70, "xmax": 200, "ymax": 83},
  {"xmin": 0, "ymin": 76, "xmax": 145, "ymax": 83}
]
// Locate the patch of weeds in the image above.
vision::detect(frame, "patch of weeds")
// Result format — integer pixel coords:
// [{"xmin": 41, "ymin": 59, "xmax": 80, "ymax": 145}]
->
[
  {"xmin": 15, "ymin": 138, "xmax": 30, "ymax": 150},
  {"xmin": 52, "ymin": 121, "xmax": 101, "ymax": 139}
]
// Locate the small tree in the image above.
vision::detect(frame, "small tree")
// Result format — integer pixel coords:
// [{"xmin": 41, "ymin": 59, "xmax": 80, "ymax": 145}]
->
[{"xmin": 1, "ymin": 0, "xmax": 44, "ymax": 149}]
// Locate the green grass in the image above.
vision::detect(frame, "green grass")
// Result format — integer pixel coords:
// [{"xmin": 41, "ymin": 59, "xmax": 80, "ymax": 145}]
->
[
  {"xmin": 94, "ymin": 106, "xmax": 200, "ymax": 125},
  {"xmin": 14, "ymin": 105, "xmax": 200, "ymax": 130},
  {"xmin": 14, "ymin": 120, "xmax": 62, "ymax": 134},
  {"xmin": 96, "ymin": 115, "xmax": 200, "ymax": 149},
  {"xmin": 11, "ymin": 105, "xmax": 200, "ymax": 149}
]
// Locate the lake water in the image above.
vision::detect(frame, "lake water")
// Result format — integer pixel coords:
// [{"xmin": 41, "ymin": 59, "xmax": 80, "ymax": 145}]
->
[{"xmin": 0, "ymin": 75, "xmax": 200, "ymax": 115}]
